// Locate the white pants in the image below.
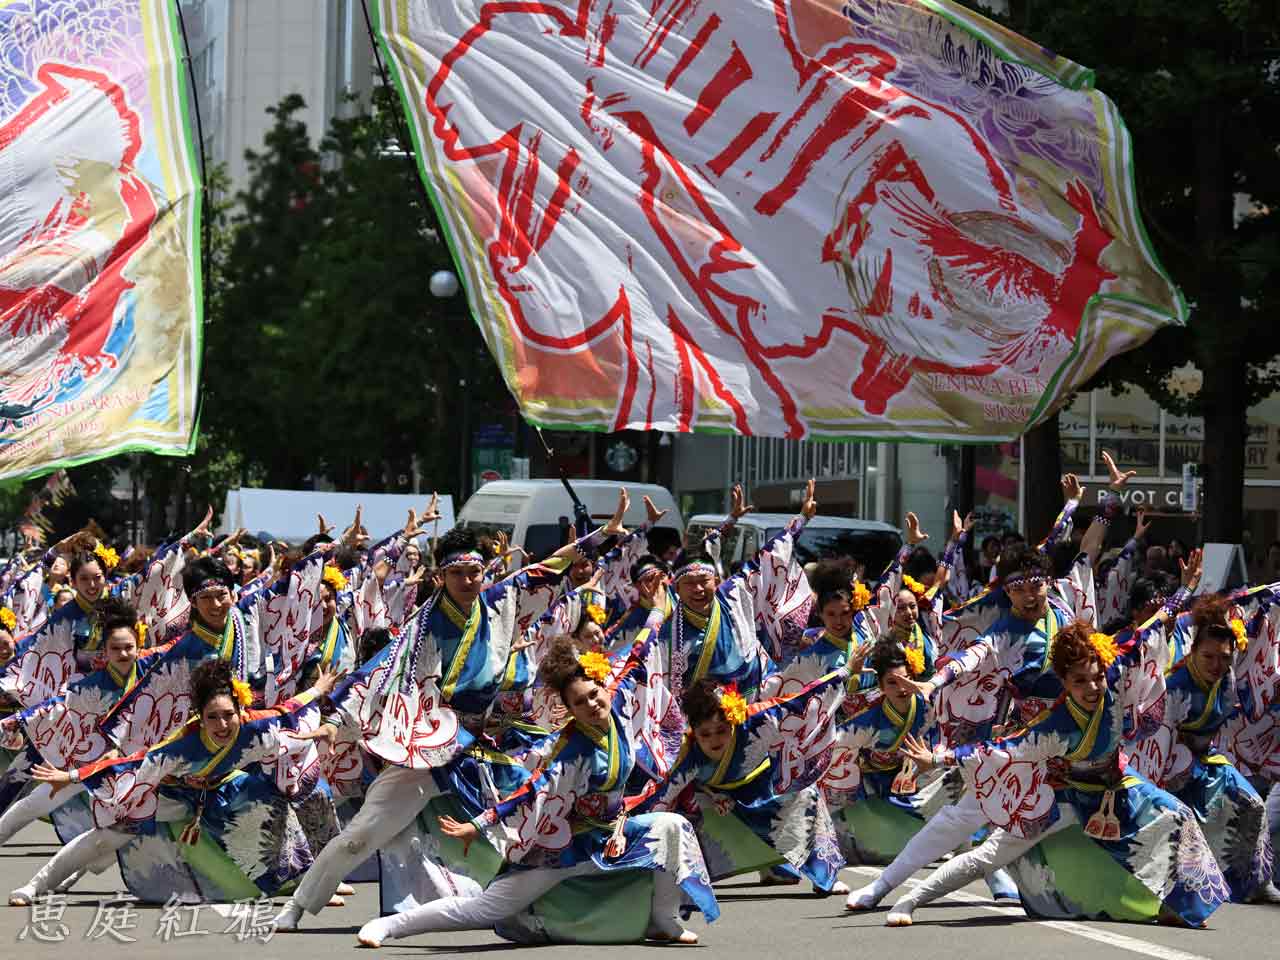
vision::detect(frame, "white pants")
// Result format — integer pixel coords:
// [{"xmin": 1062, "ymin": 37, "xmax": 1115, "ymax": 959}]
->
[
  {"xmin": 905, "ymin": 808, "xmax": 1079, "ymax": 906},
  {"xmin": 878, "ymin": 790, "xmax": 988, "ymax": 892},
  {"xmin": 23, "ymin": 795, "xmax": 189, "ymax": 895},
  {"xmin": 0, "ymin": 782, "xmax": 86, "ymax": 845},
  {"xmin": 370, "ymin": 861, "xmax": 685, "ymax": 941},
  {"xmin": 292, "ymin": 764, "xmax": 437, "ymax": 914}
]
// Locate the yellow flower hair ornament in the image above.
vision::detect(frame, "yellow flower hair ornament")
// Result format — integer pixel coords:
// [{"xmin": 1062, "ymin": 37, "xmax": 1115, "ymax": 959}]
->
[
  {"xmin": 901, "ymin": 574, "xmax": 927, "ymax": 597},
  {"xmin": 322, "ymin": 565, "xmax": 348, "ymax": 592},
  {"xmin": 0, "ymin": 606, "xmax": 16, "ymax": 632},
  {"xmin": 135, "ymin": 621, "xmax": 148, "ymax": 647},
  {"xmin": 584, "ymin": 602, "xmax": 609, "ymax": 626},
  {"xmin": 1230, "ymin": 618, "xmax": 1248, "ymax": 652},
  {"xmin": 904, "ymin": 645, "xmax": 926, "ymax": 678},
  {"xmin": 717, "ymin": 683, "xmax": 749, "ymax": 726},
  {"xmin": 1088, "ymin": 632, "xmax": 1119, "ymax": 669},
  {"xmin": 230, "ymin": 678, "xmax": 254, "ymax": 708},
  {"xmin": 851, "ymin": 580, "xmax": 872, "ymax": 612},
  {"xmin": 93, "ymin": 542, "xmax": 120, "ymax": 571},
  {"xmin": 577, "ymin": 649, "xmax": 611, "ymax": 683}
]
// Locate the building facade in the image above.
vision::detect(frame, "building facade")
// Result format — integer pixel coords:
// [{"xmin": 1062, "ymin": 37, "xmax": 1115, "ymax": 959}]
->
[
  {"xmin": 179, "ymin": 0, "xmax": 376, "ymax": 193},
  {"xmin": 668, "ymin": 379, "xmax": 1280, "ymax": 563}
]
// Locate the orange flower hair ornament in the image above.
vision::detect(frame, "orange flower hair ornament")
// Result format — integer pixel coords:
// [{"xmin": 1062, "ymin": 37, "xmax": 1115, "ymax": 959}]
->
[
  {"xmin": 1088, "ymin": 632, "xmax": 1119, "ymax": 668},
  {"xmin": 584, "ymin": 602, "xmax": 609, "ymax": 626},
  {"xmin": 135, "ymin": 621, "xmax": 148, "ymax": 646},
  {"xmin": 322, "ymin": 565, "xmax": 348, "ymax": 592},
  {"xmin": 93, "ymin": 542, "xmax": 120, "ymax": 571},
  {"xmin": 577, "ymin": 650, "xmax": 611, "ymax": 683},
  {"xmin": 901, "ymin": 574, "xmax": 927, "ymax": 597},
  {"xmin": 1230, "ymin": 618, "xmax": 1248, "ymax": 652},
  {"xmin": 717, "ymin": 683, "xmax": 748, "ymax": 726},
  {"xmin": 0, "ymin": 607, "xmax": 15, "ymax": 632},
  {"xmin": 230, "ymin": 678, "xmax": 254, "ymax": 707},
  {"xmin": 851, "ymin": 580, "xmax": 872, "ymax": 612},
  {"xmin": 904, "ymin": 646, "xmax": 926, "ymax": 677}
]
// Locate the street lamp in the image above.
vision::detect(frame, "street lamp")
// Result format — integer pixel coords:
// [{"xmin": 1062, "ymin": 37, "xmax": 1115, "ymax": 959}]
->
[{"xmin": 430, "ymin": 270, "xmax": 459, "ymax": 298}]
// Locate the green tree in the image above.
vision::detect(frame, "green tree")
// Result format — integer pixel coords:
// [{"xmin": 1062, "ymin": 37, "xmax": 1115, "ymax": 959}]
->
[
  {"xmin": 960, "ymin": 0, "xmax": 1280, "ymax": 542},
  {"xmin": 210, "ymin": 91, "xmax": 505, "ymax": 497}
]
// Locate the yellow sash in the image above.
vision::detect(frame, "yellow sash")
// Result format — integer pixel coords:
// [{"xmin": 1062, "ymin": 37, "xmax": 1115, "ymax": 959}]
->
[
  {"xmin": 441, "ymin": 595, "xmax": 483, "ymax": 699},
  {"xmin": 690, "ymin": 599, "xmax": 722, "ymax": 685},
  {"xmin": 1038, "ymin": 606, "xmax": 1062, "ymax": 674},
  {"xmin": 318, "ymin": 616, "xmax": 341, "ymax": 671},
  {"xmin": 1064, "ymin": 695, "xmax": 1104, "ymax": 762},
  {"xmin": 577, "ymin": 715, "xmax": 622, "ymax": 792},
  {"xmin": 192, "ymin": 617, "xmax": 235, "ymax": 661},
  {"xmin": 107, "ymin": 659, "xmax": 138, "ymax": 690},
  {"xmin": 1179, "ymin": 664, "xmax": 1223, "ymax": 734},
  {"xmin": 881, "ymin": 695, "xmax": 918, "ymax": 755}
]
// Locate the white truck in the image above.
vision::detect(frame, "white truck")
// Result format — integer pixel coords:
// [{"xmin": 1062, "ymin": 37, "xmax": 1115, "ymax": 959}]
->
[{"xmin": 456, "ymin": 479, "xmax": 683, "ymax": 562}]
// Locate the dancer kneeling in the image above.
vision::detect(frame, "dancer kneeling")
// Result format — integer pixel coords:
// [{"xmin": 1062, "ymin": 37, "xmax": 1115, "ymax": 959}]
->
[
  {"xmin": 886, "ymin": 620, "xmax": 1229, "ymax": 928},
  {"xmin": 355, "ymin": 634, "xmax": 718, "ymax": 947}
]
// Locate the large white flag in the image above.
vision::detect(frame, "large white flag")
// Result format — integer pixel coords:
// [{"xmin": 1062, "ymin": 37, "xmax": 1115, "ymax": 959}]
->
[{"xmin": 371, "ymin": 0, "xmax": 1183, "ymax": 441}]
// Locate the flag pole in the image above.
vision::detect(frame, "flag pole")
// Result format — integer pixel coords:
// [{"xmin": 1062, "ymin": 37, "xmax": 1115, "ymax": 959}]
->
[{"xmin": 175, "ymin": 1, "xmax": 211, "ymax": 441}]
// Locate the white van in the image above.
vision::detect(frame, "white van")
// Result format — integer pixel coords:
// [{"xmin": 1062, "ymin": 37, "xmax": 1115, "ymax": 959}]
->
[
  {"xmin": 457, "ymin": 480, "xmax": 683, "ymax": 562},
  {"xmin": 685, "ymin": 513, "xmax": 902, "ymax": 576}
]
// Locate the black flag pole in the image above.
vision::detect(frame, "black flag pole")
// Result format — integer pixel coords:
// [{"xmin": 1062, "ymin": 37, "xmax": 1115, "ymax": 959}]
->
[
  {"xmin": 175, "ymin": 1, "xmax": 211, "ymax": 438},
  {"xmin": 534, "ymin": 428, "xmax": 591, "ymax": 538}
]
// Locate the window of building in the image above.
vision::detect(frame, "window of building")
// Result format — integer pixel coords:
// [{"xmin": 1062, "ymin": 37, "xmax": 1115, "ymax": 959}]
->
[{"xmin": 1090, "ymin": 385, "xmax": 1161, "ymax": 478}]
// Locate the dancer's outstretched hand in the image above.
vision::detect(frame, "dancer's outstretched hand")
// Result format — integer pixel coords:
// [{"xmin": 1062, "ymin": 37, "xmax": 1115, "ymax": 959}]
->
[
  {"xmin": 31, "ymin": 763, "xmax": 76, "ymax": 796},
  {"xmin": 290, "ymin": 725, "xmax": 337, "ymax": 749},
  {"xmin": 898, "ymin": 733, "xmax": 936, "ymax": 770},
  {"xmin": 439, "ymin": 815, "xmax": 479, "ymax": 857}
]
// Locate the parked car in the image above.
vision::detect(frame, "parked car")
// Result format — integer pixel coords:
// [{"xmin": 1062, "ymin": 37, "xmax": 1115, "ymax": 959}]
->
[
  {"xmin": 684, "ymin": 513, "xmax": 902, "ymax": 577},
  {"xmin": 457, "ymin": 480, "xmax": 683, "ymax": 563}
]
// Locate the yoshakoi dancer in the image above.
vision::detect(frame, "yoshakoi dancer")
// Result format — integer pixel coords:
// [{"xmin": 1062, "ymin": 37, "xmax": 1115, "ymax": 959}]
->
[
  {"xmin": 1157, "ymin": 595, "xmax": 1273, "ymax": 901},
  {"xmin": 655, "ymin": 481, "xmax": 820, "ymax": 706},
  {"xmin": 1, "ymin": 546, "xmax": 113, "ymax": 707},
  {"xmin": 273, "ymin": 520, "xmax": 617, "ymax": 931},
  {"xmin": 10, "ymin": 660, "xmax": 338, "ymax": 905},
  {"xmin": 355, "ymin": 634, "xmax": 719, "ymax": 947},
  {"xmin": 0, "ymin": 599, "xmax": 170, "ymax": 848},
  {"xmin": 822, "ymin": 638, "xmax": 961, "ymax": 867},
  {"xmin": 643, "ymin": 672, "xmax": 849, "ymax": 895},
  {"xmin": 887, "ymin": 618, "xmax": 1229, "ymax": 928}
]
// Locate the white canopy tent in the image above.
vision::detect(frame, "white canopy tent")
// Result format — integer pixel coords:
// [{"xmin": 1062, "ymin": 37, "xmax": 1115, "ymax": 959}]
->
[{"xmin": 218, "ymin": 489, "xmax": 456, "ymax": 544}]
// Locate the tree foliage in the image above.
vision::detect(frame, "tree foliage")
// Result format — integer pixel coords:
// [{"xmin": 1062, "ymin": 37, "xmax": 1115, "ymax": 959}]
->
[
  {"xmin": 961, "ymin": 0, "xmax": 1280, "ymax": 540},
  {"xmin": 204, "ymin": 89, "xmax": 506, "ymax": 495}
]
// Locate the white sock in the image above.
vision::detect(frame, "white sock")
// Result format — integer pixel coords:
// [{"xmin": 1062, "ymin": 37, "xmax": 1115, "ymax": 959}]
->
[
  {"xmin": 9, "ymin": 884, "xmax": 36, "ymax": 905},
  {"xmin": 846, "ymin": 877, "xmax": 890, "ymax": 908},
  {"xmin": 357, "ymin": 915, "xmax": 398, "ymax": 947},
  {"xmin": 886, "ymin": 895, "xmax": 917, "ymax": 926},
  {"xmin": 273, "ymin": 900, "xmax": 303, "ymax": 930}
]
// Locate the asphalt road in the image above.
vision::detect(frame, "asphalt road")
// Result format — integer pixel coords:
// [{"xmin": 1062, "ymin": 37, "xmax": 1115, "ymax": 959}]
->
[{"xmin": 0, "ymin": 819, "xmax": 1274, "ymax": 958}]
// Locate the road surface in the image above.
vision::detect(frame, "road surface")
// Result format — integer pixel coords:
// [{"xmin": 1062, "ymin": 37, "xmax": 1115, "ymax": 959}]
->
[{"xmin": 0, "ymin": 820, "xmax": 1272, "ymax": 958}]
